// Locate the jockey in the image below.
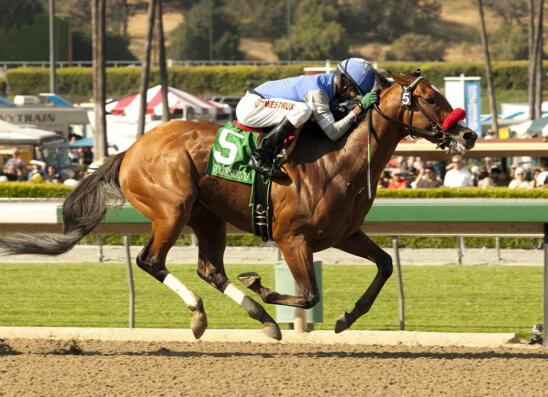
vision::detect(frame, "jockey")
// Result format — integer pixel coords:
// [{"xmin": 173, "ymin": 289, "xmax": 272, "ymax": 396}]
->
[{"xmin": 236, "ymin": 57, "xmax": 379, "ymax": 178}]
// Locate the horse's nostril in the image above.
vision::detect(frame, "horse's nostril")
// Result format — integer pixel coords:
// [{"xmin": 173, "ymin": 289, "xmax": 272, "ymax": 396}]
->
[{"xmin": 463, "ymin": 132, "xmax": 476, "ymax": 142}]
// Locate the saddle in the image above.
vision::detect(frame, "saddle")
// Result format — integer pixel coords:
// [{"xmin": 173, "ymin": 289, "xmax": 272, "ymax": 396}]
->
[{"xmin": 233, "ymin": 120, "xmax": 303, "ymax": 163}]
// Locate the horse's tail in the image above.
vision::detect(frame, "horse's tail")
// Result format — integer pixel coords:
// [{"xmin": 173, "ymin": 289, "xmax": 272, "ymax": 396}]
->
[{"xmin": 0, "ymin": 152, "xmax": 127, "ymax": 255}]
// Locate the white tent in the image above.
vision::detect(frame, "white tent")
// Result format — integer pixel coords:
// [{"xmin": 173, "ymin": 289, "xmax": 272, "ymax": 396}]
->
[
  {"xmin": 0, "ymin": 120, "xmax": 60, "ymax": 145},
  {"xmin": 86, "ymin": 111, "xmax": 164, "ymax": 152},
  {"xmin": 509, "ymin": 117, "xmax": 548, "ymax": 138},
  {"xmin": 105, "ymin": 85, "xmax": 231, "ymax": 121},
  {"xmin": 99, "ymin": 86, "xmax": 233, "ymax": 152}
]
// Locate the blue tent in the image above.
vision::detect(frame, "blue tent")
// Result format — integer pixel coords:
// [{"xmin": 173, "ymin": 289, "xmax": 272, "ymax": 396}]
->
[
  {"xmin": 69, "ymin": 137, "xmax": 118, "ymax": 150},
  {"xmin": 40, "ymin": 93, "xmax": 73, "ymax": 107},
  {"xmin": 0, "ymin": 96, "xmax": 13, "ymax": 105},
  {"xmin": 69, "ymin": 137, "xmax": 94, "ymax": 147}
]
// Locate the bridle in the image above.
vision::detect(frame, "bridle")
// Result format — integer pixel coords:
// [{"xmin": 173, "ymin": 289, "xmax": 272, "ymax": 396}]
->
[
  {"xmin": 371, "ymin": 74, "xmax": 455, "ymax": 150},
  {"xmin": 362, "ymin": 72, "xmax": 465, "ymax": 200}
]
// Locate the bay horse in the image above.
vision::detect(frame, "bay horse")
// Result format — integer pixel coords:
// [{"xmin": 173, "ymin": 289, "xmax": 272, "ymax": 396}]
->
[{"xmin": 0, "ymin": 72, "xmax": 476, "ymax": 340}]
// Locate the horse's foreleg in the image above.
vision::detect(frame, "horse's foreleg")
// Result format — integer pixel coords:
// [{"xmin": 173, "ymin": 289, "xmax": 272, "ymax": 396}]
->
[
  {"xmin": 189, "ymin": 208, "xmax": 281, "ymax": 340},
  {"xmin": 238, "ymin": 236, "xmax": 320, "ymax": 309},
  {"xmin": 136, "ymin": 216, "xmax": 207, "ymax": 339},
  {"xmin": 333, "ymin": 230, "xmax": 393, "ymax": 333}
]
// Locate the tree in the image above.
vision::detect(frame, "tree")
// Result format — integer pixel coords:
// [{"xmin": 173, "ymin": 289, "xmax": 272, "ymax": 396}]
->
[
  {"xmin": 483, "ymin": 0, "xmax": 528, "ymax": 24},
  {"xmin": 528, "ymin": 0, "xmax": 544, "ymax": 120},
  {"xmin": 137, "ymin": 0, "xmax": 156, "ymax": 138},
  {"xmin": 273, "ymin": 0, "xmax": 348, "ymax": 60},
  {"xmin": 385, "ymin": 33, "xmax": 445, "ymax": 61},
  {"xmin": 223, "ymin": 0, "xmax": 288, "ymax": 40},
  {"xmin": 477, "ymin": 0, "xmax": 498, "ymax": 135},
  {"xmin": 167, "ymin": 0, "xmax": 242, "ymax": 60},
  {"xmin": 69, "ymin": 30, "xmax": 136, "ymax": 61},
  {"xmin": 49, "ymin": 0, "xmax": 56, "ymax": 93},
  {"xmin": 339, "ymin": 0, "xmax": 442, "ymax": 42},
  {"xmin": 489, "ymin": 25, "xmax": 528, "ymax": 60},
  {"xmin": 163, "ymin": 0, "xmax": 200, "ymax": 9},
  {"xmin": 55, "ymin": 0, "xmax": 130, "ymax": 32},
  {"xmin": 157, "ymin": 0, "xmax": 170, "ymax": 122},
  {"xmin": 92, "ymin": 0, "xmax": 108, "ymax": 161},
  {"xmin": 51, "ymin": 0, "xmax": 134, "ymax": 60},
  {"xmin": 0, "ymin": 0, "xmax": 43, "ymax": 30}
]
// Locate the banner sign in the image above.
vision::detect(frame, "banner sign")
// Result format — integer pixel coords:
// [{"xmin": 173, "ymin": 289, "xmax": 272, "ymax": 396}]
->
[
  {"xmin": 444, "ymin": 75, "xmax": 482, "ymax": 136},
  {"xmin": 464, "ymin": 80, "xmax": 481, "ymax": 134}
]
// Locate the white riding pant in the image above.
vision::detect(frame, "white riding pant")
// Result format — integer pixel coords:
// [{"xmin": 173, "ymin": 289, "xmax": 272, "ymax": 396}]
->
[{"xmin": 235, "ymin": 91, "xmax": 312, "ymax": 129}]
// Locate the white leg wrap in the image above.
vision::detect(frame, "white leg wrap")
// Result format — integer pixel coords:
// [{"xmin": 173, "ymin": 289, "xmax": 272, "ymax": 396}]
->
[
  {"xmin": 223, "ymin": 282, "xmax": 246, "ymax": 306},
  {"xmin": 163, "ymin": 273, "xmax": 200, "ymax": 309}
]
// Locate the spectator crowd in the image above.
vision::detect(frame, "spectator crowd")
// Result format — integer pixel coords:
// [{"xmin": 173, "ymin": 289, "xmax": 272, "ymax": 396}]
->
[
  {"xmin": 2, "ymin": 146, "xmax": 548, "ymax": 190},
  {"xmin": 377, "ymin": 155, "xmax": 548, "ymax": 190},
  {"xmin": 1, "ymin": 148, "xmax": 95, "ymax": 186}
]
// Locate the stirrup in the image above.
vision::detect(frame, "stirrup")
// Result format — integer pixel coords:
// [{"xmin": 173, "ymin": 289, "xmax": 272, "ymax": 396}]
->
[
  {"xmin": 266, "ymin": 163, "xmax": 287, "ymax": 178},
  {"xmin": 248, "ymin": 158, "xmax": 286, "ymax": 178},
  {"xmin": 249, "ymin": 162, "xmax": 286, "ymax": 178}
]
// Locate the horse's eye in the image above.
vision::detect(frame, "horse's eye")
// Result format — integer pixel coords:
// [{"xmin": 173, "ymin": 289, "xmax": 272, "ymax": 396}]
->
[{"xmin": 425, "ymin": 96, "xmax": 436, "ymax": 105}]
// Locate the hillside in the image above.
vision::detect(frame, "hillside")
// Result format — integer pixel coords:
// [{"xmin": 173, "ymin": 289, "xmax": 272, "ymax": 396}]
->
[{"xmin": 126, "ymin": 0, "xmax": 499, "ymax": 62}]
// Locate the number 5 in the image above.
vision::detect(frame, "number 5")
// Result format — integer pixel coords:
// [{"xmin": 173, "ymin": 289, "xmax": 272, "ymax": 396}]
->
[
  {"xmin": 214, "ymin": 128, "xmax": 245, "ymax": 165},
  {"xmin": 401, "ymin": 91, "xmax": 412, "ymax": 107}
]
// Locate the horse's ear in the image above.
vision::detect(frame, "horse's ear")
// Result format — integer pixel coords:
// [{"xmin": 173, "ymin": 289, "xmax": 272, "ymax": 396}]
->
[
  {"xmin": 374, "ymin": 69, "xmax": 392, "ymax": 90},
  {"xmin": 390, "ymin": 72, "xmax": 407, "ymax": 85}
]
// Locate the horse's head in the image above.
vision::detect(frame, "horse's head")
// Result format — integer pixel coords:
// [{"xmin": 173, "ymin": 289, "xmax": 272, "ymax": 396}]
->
[{"xmin": 379, "ymin": 71, "xmax": 477, "ymax": 153}]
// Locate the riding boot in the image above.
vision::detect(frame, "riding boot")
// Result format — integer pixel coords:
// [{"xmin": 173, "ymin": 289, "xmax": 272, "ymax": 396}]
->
[{"xmin": 248, "ymin": 118, "xmax": 296, "ymax": 178}]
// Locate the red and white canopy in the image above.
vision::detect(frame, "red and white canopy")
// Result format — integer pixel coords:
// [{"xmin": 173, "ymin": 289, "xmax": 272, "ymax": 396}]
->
[{"xmin": 106, "ymin": 85, "xmax": 231, "ymax": 118}]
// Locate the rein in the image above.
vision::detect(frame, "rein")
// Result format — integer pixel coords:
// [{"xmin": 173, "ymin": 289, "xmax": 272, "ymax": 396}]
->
[{"xmin": 372, "ymin": 103, "xmax": 452, "ymax": 148}]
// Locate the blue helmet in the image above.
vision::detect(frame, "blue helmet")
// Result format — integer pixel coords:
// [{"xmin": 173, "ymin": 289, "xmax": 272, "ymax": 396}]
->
[{"xmin": 337, "ymin": 58, "xmax": 375, "ymax": 96}]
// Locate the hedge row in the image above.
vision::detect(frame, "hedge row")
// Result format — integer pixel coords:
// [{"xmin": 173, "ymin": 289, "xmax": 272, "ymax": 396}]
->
[
  {"xmin": 1, "ymin": 183, "xmax": 544, "ymax": 249},
  {"xmin": 6, "ymin": 64, "xmax": 306, "ymax": 100},
  {"xmin": 2, "ymin": 182, "xmax": 548, "ymax": 199},
  {"xmin": 376, "ymin": 186, "xmax": 548, "ymax": 198},
  {"xmin": 5, "ymin": 61, "xmax": 543, "ymax": 100},
  {"xmin": 76, "ymin": 234, "xmax": 541, "ymax": 250},
  {"xmin": 0, "ymin": 182, "xmax": 73, "ymax": 198},
  {"xmin": 381, "ymin": 60, "xmax": 535, "ymax": 91}
]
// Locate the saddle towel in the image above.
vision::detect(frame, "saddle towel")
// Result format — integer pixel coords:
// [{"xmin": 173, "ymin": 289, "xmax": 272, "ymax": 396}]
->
[
  {"xmin": 205, "ymin": 121, "xmax": 260, "ymax": 184},
  {"xmin": 205, "ymin": 121, "xmax": 272, "ymax": 241}
]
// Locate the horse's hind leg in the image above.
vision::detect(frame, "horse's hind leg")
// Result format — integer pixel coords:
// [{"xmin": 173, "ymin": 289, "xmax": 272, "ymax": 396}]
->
[
  {"xmin": 188, "ymin": 206, "xmax": 281, "ymax": 340},
  {"xmin": 238, "ymin": 235, "xmax": 320, "ymax": 309},
  {"xmin": 333, "ymin": 230, "xmax": 393, "ymax": 333},
  {"xmin": 136, "ymin": 213, "xmax": 207, "ymax": 339}
]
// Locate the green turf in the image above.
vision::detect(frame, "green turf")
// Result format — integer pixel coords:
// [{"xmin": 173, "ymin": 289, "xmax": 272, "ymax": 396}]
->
[{"xmin": 0, "ymin": 262, "xmax": 542, "ymax": 339}]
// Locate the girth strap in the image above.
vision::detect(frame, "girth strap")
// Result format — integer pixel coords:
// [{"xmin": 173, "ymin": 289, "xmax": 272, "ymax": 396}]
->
[{"xmin": 251, "ymin": 172, "xmax": 271, "ymax": 242}]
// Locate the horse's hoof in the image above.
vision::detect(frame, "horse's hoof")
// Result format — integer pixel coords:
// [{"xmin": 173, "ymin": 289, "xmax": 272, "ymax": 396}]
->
[
  {"xmin": 262, "ymin": 321, "xmax": 282, "ymax": 341},
  {"xmin": 334, "ymin": 312, "xmax": 350, "ymax": 334},
  {"xmin": 190, "ymin": 311, "xmax": 207, "ymax": 339},
  {"xmin": 238, "ymin": 272, "xmax": 261, "ymax": 289}
]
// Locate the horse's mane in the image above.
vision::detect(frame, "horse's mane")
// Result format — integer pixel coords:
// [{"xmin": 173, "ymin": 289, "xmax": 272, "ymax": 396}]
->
[{"xmin": 372, "ymin": 69, "xmax": 393, "ymax": 91}]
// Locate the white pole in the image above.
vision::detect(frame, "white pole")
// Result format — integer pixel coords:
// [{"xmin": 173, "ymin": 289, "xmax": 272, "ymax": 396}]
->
[
  {"xmin": 293, "ymin": 282, "xmax": 306, "ymax": 333},
  {"xmin": 392, "ymin": 236, "xmax": 405, "ymax": 330},
  {"xmin": 97, "ymin": 234, "xmax": 104, "ymax": 263},
  {"xmin": 124, "ymin": 235, "xmax": 135, "ymax": 328}
]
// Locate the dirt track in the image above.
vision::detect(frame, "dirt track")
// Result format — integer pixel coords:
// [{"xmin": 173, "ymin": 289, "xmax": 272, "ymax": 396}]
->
[{"xmin": 1, "ymin": 338, "xmax": 546, "ymax": 396}]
